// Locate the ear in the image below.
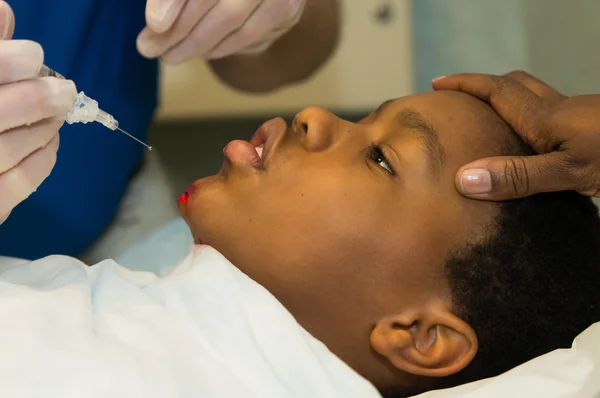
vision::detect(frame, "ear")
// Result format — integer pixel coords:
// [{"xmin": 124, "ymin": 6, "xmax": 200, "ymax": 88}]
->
[{"xmin": 369, "ymin": 303, "xmax": 477, "ymax": 377}]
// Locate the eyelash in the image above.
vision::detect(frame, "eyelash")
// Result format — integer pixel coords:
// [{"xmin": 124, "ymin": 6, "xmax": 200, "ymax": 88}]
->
[{"xmin": 368, "ymin": 144, "xmax": 394, "ymax": 175}]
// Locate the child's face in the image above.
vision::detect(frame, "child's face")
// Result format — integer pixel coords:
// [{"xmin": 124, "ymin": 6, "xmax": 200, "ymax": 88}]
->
[{"xmin": 179, "ymin": 91, "xmax": 509, "ymax": 384}]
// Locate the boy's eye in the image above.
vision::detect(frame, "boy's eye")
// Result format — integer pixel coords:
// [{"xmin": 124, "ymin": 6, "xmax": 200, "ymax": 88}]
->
[{"xmin": 369, "ymin": 145, "xmax": 394, "ymax": 174}]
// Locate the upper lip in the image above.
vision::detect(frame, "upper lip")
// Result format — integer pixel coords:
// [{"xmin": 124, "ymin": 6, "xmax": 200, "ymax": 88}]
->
[{"xmin": 250, "ymin": 118, "xmax": 286, "ymax": 168}]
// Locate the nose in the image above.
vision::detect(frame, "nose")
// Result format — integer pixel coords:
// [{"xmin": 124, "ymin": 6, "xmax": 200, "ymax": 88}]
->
[{"xmin": 292, "ymin": 107, "xmax": 341, "ymax": 152}]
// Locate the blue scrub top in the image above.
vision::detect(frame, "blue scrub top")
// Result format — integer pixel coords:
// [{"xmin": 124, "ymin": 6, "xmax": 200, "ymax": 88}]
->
[{"xmin": 0, "ymin": 0, "xmax": 158, "ymax": 259}]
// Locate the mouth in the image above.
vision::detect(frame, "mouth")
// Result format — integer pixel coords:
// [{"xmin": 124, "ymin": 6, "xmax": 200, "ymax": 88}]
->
[{"xmin": 178, "ymin": 118, "xmax": 286, "ymax": 211}]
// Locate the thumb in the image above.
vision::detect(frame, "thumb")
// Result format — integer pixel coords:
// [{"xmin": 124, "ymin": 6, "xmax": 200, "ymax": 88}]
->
[
  {"xmin": 455, "ymin": 152, "xmax": 576, "ymax": 200},
  {"xmin": 0, "ymin": 1, "xmax": 15, "ymax": 40}
]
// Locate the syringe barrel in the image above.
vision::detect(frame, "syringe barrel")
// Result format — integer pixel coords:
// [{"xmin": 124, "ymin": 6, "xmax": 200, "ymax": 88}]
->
[{"xmin": 38, "ymin": 65, "xmax": 65, "ymax": 80}]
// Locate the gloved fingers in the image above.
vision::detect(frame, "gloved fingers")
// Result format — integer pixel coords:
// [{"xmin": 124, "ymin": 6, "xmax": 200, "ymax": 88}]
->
[
  {"xmin": 206, "ymin": 0, "xmax": 299, "ymax": 59},
  {"xmin": 0, "ymin": 0, "xmax": 15, "ymax": 40},
  {"xmin": 0, "ymin": 116, "xmax": 63, "ymax": 173},
  {"xmin": 0, "ymin": 210, "xmax": 9, "ymax": 224},
  {"xmin": 235, "ymin": 0, "xmax": 304, "ymax": 55},
  {"xmin": 137, "ymin": 0, "xmax": 217, "ymax": 59},
  {"xmin": 161, "ymin": 0, "xmax": 262, "ymax": 64},
  {"xmin": 0, "ymin": 77, "xmax": 76, "ymax": 133},
  {"xmin": 145, "ymin": 0, "xmax": 187, "ymax": 34},
  {"xmin": 0, "ymin": 2, "xmax": 64, "ymax": 224},
  {"xmin": 0, "ymin": 134, "xmax": 58, "ymax": 220},
  {"xmin": 0, "ymin": 40, "xmax": 44, "ymax": 84}
]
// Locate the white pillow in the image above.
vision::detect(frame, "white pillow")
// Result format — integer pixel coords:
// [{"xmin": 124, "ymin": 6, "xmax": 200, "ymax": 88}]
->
[{"xmin": 415, "ymin": 322, "xmax": 600, "ymax": 397}]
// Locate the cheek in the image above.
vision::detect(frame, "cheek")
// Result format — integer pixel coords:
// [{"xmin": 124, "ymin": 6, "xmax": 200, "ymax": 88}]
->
[
  {"xmin": 224, "ymin": 160, "xmax": 393, "ymax": 288},
  {"xmin": 259, "ymin": 167, "xmax": 382, "ymax": 256}
]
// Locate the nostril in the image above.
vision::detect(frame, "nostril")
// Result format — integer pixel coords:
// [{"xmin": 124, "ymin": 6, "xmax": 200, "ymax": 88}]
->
[
  {"xmin": 292, "ymin": 115, "xmax": 309, "ymax": 135},
  {"xmin": 300, "ymin": 122, "xmax": 308, "ymax": 135},
  {"xmin": 292, "ymin": 114, "xmax": 308, "ymax": 135}
]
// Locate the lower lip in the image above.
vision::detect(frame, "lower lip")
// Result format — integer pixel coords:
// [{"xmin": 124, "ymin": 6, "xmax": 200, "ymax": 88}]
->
[
  {"xmin": 178, "ymin": 192, "xmax": 189, "ymax": 203},
  {"xmin": 178, "ymin": 183, "xmax": 197, "ymax": 206}
]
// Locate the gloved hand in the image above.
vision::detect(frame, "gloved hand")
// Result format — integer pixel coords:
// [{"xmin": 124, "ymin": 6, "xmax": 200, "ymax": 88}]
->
[
  {"xmin": 0, "ymin": 1, "xmax": 77, "ymax": 223},
  {"xmin": 433, "ymin": 71, "xmax": 600, "ymax": 200},
  {"xmin": 137, "ymin": 0, "xmax": 306, "ymax": 63}
]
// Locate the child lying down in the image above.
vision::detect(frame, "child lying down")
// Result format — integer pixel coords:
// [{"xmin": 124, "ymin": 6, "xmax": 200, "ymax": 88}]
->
[{"xmin": 1, "ymin": 91, "xmax": 599, "ymax": 398}]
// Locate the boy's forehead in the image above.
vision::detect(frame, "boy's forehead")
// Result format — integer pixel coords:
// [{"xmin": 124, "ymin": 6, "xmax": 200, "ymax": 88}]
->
[
  {"xmin": 382, "ymin": 91, "xmax": 490, "ymax": 123},
  {"xmin": 384, "ymin": 92, "xmax": 506, "ymax": 146},
  {"xmin": 375, "ymin": 92, "xmax": 511, "ymax": 169}
]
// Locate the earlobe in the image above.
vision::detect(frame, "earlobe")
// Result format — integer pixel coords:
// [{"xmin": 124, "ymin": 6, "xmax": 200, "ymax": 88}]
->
[{"xmin": 370, "ymin": 306, "xmax": 478, "ymax": 378}]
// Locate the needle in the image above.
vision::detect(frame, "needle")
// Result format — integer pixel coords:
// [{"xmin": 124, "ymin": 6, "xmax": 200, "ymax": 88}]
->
[{"xmin": 116, "ymin": 127, "xmax": 153, "ymax": 151}]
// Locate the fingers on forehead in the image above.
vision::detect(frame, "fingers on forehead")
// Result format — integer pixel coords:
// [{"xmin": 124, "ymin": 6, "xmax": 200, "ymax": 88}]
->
[
  {"xmin": 434, "ymin": 73, "xmax": 534, "ymax": 101},
  {"xmin": 505, "ymin": 70, "xmax": 561, "ymax": 98},
  {"xmin": 434, "ymin": 73, "xmax": 545, "ymax": 134}
]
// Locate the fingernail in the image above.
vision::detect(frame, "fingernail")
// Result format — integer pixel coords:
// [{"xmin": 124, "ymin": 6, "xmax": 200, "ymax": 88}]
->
[
  {"xmin": 1, "ymin": 4, "xmax": 11, "ymax": 39},
  {"xmin": 432, "ymin": 76, "xmax": 447, "ymax": 83},
  {"xmin": 460, "ymin": 168, "xmax": 492, "ymax": 194},
  {"xmin": 148, "ymin": 0, "xmax": 174, "ymax": 30}
]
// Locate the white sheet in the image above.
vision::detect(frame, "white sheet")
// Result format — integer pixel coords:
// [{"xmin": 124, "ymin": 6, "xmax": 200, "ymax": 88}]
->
[
  {"xmin": 118, "ymin": 220, "xmax": 600, "ymax": 397},
  {"xmin": 416, "ymin": 321, "xmax": 600, "ymax": 398},
  {"xmin": 0, "ymin": 244, "xmax": 598, "ymax": 397},
  {"xmin": 0, "ymin": 246, "xmax": 380, "ymax": 398}
]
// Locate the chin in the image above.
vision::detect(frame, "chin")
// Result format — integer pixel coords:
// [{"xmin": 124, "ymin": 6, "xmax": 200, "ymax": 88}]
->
[
  {"xmin": 176, "ymin": 118, "xmax": 281, "ymax": 248},
  {"xmin": 177, "ymin": 175, "xmax": 230, "ymax": 245}
]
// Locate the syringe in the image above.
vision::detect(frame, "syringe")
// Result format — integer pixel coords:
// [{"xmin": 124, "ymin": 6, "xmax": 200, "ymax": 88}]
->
[{"xmin": 37, "ymin": 65, "xmax": 152, "ymax": 151}]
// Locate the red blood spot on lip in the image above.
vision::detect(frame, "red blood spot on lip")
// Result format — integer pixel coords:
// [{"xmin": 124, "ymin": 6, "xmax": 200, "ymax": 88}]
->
[{"xmin": 178, "ymin": 192, "xmax": 189, "ymax": 203}]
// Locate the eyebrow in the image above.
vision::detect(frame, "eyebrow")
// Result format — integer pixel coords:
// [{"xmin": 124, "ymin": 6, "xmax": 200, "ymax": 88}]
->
[
  {"xmin": 396, "ymin": 108, "xmax": 446, "ymax": 173},
  {"xmin": 375, "ymin": 100, "xmax": 446, "ymax": 174}
]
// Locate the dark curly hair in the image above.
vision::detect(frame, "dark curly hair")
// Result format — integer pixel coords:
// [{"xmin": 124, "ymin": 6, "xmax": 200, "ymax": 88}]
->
[
  {"xmin": 442, "ymin": 142, "xmax": 600, "ymax": 387},
  {"xmin": 387, "ymin": 189, "xmax": 600, "ymax": 398}
]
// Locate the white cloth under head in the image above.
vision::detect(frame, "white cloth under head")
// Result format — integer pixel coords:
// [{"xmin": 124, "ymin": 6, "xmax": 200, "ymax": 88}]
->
[
  {"xmin": 1, "ymin": 243, "xmax": 599, "ymax": 398},
  {"xmin": 0, "ymin": 246, "xmax": 380, "ymax": 398},
  {"xmin": 417, "ymin": 320, "xmax": 600, "ymax": 397}
]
